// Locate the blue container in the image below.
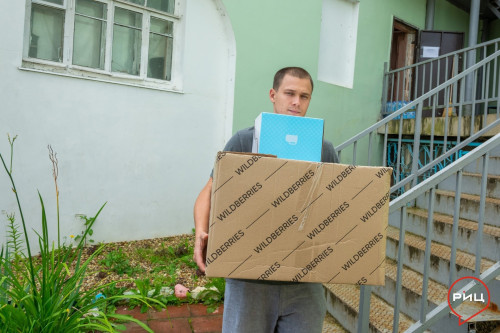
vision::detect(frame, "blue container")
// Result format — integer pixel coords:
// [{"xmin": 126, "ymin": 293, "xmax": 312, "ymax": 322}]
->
[
  {"xmin": 252, "ymin": 113, "xmax": 324, "ymax": 162},
  {"xmin": 385, "ymin": 101, "xmax": 415, "ymax": 120}
]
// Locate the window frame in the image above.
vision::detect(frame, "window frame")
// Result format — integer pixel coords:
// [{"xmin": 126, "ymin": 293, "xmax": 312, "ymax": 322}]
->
[{"xmin": 22, "ymin": 0, "xmax": 184, "ymax": 92}]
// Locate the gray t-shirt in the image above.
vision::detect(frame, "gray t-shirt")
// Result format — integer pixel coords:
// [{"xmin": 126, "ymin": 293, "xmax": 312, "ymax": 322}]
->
[{"xmin": 222, "ymin": 126, "xmax": 338, "ymax": 163}]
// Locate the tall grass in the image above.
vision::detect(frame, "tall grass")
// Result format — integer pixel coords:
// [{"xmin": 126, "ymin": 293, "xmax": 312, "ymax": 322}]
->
[{"xmin": 0, "ymin": 136, "xmax": 161, "ymax": 332}]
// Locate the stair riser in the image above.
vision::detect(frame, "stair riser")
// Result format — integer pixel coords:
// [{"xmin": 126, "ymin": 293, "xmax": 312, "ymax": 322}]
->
[
  {"xmin": 485, "ymin": 144, "xmax": 500, "ymax": 158},
  {"xmin": 463, "ymin": 156, "xmax": 500, "ymax": 175},
  {"xmin": 416, "ymin": 192, "xmax": 500, "ymax": 227},
  {"xmin": 437, "ymin": 173, "xmax": 500, "ymax": 198},
  {"xmin": 323, "ymin": 288, "xmax": 378, "ymax": 333},
  {"xmin": 400, "ymin": 213, "xmax": 500, "ymax": 262},
  {"xmin": 372, "ymin": 277, "xmax": 467, "ymax": 333},
  {"xmin": 385, "ymin": 237, "xmax": 500, "ymax": 305},
  {"xmin": 387, "ymin": 236, "xmax": 474, "ymax": 286}
]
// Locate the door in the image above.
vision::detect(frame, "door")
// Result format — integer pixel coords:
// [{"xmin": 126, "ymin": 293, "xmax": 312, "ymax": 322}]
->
[{"xmin": 416, "ymin": 31, "xmax": 464, "ymax": 116}]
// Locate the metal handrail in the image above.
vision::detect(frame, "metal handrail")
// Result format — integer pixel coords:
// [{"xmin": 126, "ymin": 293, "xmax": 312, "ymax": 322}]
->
[
  {"xmin": 382, "ymin": 37, "xmax": 500, "ymax": 115},
  {"xmin": 336, "ymin": 49, "xmax": 500, "ymax": 152},
  {"xmin": 385, "ymin": 36, "xmax": 500, "ymax": 75},
  {"xmin": 342, "ymin": 45, "xmax": 500, "ymax": 333},
  {"xmin": 390, "ymin": 133, "xmax": 500, "ymax": 333},
  {"xmin": 354, "ymin": 133, "xmax": 500, "ymax": 333},
  {"xmin": 406, "ymin": 263, "xmax": 500, "ymax": 332},
  {"xmin": 389, "ymin": 118, "xmax": 500, "ymax": 193},
  {"xmin": 335, "ymin": 48, "xmax": 500, "ymax": 197},
  {"xmin": 390, "ymin": 132, "xmax": 500, "ymax": 211}
]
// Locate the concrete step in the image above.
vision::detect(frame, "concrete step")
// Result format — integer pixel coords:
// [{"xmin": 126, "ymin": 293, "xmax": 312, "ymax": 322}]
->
[
  {"xmin": 463, "ymin": 156, "xmax": 500, "ymax": 176},
  {"xmin": 401, "ymin": 207, "xmax": 500, "ymax": 262},
  {"xmin": 323, "ymin": 312, "xmax": 348, "ymax": 333},
  {"xmin": 323, "ymin": 283, "xmax": 417, "ymax": 333},
  {"xmin": 415, "ymin": 189, "xmax": 500, "ymax": 227},
  {"xmin": 385, "ymin": 226, "xmax": 500, "ymax": 287},
  {"xmin": 437, "ymin": 172, "xmax": 500, "ymax": 198},
  {"xmin": 372, "ymin": 259, "xmax": 500, "ymax": 333}
]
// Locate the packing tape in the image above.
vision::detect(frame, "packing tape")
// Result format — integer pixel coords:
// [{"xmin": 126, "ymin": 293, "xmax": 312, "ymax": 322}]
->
[{"xmin": 297, "ymin": 162, "xmax": 325, "ymax": 231}]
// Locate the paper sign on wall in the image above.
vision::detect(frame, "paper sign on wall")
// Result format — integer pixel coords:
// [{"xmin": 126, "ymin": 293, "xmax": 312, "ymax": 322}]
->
[{"xmin": 422, "ymin": 46, "xmax": 440, "ymax": 58}]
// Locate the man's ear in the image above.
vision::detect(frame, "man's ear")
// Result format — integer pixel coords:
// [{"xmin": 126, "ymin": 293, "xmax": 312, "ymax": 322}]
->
[{"xmin": 269, "ymin": 88, "xmax": 276, "ymax": 103}]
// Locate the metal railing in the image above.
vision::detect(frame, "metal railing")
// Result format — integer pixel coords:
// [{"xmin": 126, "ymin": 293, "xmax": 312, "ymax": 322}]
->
[
  {"xmin": 336, "ymin": 47, "xmax": 500, "ymax": 196},
  {"xmin": 348, "ymin": 130, "xmax": 500, "ymax": 332},
  {"xmin": 345, "ymin": 132, "xmax": 500, "ymax": 332},
  {"xmin": 386, "ymin": 138, "xmax": 481, "ymax": 195},
  {"xmin": 389, "ymin": 132, "xmax": 500, "ymax": 333},
  {"xmin": 382, "ymin": 37, "xmax": 500, "ymax": 116},
  {"xmin": 333, "ymin": 40, "xmax": 500, "ymax": 333}
]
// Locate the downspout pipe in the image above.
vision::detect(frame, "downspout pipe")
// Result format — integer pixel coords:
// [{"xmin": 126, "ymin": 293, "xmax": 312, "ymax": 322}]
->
[
  {"xmin": 465, "ymin": 0, "xmax": 481, "ymax": 115},
  {"xmin": 425, "ymin": 0, "xmax": 435, "ymax": 30}
]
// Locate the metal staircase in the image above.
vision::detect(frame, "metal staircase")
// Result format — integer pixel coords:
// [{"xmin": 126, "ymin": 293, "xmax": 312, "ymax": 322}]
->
[{"xmin": 326, "ymin": 39, "xmax": 500, "ymax": 332}]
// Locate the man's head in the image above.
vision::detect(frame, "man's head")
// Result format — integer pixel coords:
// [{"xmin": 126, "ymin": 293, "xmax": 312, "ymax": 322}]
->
[{"xmin": 270, "ymin": 67, "xmax": 313, "ymax": 117}]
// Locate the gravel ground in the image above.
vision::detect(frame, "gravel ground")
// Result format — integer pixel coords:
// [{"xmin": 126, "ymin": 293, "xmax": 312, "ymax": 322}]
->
[{"xmin": 71, "ymin": 233, "xmax": 209, "ymax": 294}]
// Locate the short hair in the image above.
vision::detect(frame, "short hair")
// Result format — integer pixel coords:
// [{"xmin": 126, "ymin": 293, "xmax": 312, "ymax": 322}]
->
[{"xmin": 273, "ymin": 67, "xmax": 314, "ymax": 92}]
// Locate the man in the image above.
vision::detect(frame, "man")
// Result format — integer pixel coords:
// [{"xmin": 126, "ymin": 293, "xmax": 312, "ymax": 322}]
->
[{"xmin": 193, "ymin": 67, "xmax": 339, "ymax": 332}]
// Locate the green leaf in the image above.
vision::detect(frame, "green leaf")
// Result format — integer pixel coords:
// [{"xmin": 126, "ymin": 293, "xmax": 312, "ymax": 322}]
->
[{"xmin": 107, "ymin": 313, "xmax": 154, "ymax": 333}]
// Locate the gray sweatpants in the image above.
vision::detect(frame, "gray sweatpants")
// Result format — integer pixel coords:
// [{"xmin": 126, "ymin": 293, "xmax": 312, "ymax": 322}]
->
[{"xmin": 222, "ymin": 279, "xmax": 326, "ymax": 333}]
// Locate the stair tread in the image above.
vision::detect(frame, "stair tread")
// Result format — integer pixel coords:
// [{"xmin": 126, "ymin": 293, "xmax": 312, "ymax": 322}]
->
[
  {"xmin": 462, "ymin": 171, "xmax": 500, "ymax": 180},
  {"xmin": 407, "ymin": 207, "xmax": 500, "ymax": 237},
  {"xmin": 383, "ymin": 258, "xmax": 500, "ymax": 321},
  {"xmin": 323, "ymin": 283, "xmax": 415, "ymax": 333},
  {"xmin": 323, "ymin": 312, "xmax": 348, "ymax": 333},
  {"xmin": 384, "ymin": 258, "xmax": 448, "ymax": 305},
  {"xmin": 386, "ymin": 225, "xmax": 497, "ymax": 273},
  {"xmin": 436, "ymin": 189, "xmax": 500, "ymax": 205},
  {"xmin": 455, "ymin": 302, "xmax": 500, "ymax": 322}
]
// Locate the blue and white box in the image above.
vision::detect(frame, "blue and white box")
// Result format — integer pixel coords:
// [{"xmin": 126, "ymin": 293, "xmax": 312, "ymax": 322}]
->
[{"xmin": 252, "ymin": 112, "xmax": 324, "ymax": 162}]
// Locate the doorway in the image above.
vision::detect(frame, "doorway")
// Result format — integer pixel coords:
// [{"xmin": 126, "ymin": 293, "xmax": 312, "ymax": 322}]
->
[{"xmin": 389, "ymin": 19, "xmax": 418, "ymax": 103}]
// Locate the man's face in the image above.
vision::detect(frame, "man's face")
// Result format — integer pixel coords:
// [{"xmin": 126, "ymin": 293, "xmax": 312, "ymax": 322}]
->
[{"xmin": 269, "ymin": 74, "xmax": 312, "ymax": 117}]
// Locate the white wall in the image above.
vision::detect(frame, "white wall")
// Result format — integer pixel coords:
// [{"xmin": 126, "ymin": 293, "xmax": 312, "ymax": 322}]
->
[{"xmin": 0, "ymin": 0, "xmax": 235, "ymax": 252}]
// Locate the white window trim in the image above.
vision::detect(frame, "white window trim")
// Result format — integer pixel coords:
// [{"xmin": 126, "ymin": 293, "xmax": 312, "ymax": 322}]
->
[{"xmin": 21, "ymin": 0, "xmax": 185, "ymax": 92}]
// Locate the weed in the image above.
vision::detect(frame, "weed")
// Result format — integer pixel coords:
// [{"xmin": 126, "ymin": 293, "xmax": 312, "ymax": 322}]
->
[
  {"xmin": 5, "ymin": 212, "xmax": 24, "ymax": 256},
  {"xmin": 74, "ymin": 214, "xmax": 97, "ymax": 246},
  {"xmin": 0, "ymin": 136, "xmax": 162, "ymax": 332},
  {"xmin": 197, "ymin": 278, "xmax": 225, "ymax": 313},
  {"xmin": 100, "ymin": 248, "xmax": 144, "ymax": 276}
]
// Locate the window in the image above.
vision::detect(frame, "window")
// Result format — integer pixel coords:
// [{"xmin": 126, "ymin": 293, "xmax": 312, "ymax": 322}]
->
[{"xmin": 23, "ymin": 0, "xmax": 182, "ymax": 90}]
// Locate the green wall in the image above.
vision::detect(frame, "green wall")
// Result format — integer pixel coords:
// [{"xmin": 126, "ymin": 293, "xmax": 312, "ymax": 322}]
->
[
  {"xmin": 222, "ymin": 0, "xmax": 470, "ymax": 165},
  {"xmin": 433, "ymin": 0, "xmax": 470, "ymax": 42},
  {"xmin": 487, "ymin": 19, "xmax": 500, "ymax": 40}
]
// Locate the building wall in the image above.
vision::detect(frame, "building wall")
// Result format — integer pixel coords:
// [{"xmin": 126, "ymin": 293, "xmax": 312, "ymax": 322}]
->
[
  {"xmin": 0, "ymin": 0, "xmax": 475, "ymax": 250},
  {"xmin": 433, "ymin": 0, "xmax": 471, "ymax": 42},
  {"xmin": 487, "ymin": 19, "xmax": 500, "ymax": 40},
  {"xmin": 222, "ymin": 0, "xmax": 470, "ymax": 164},
  {"xmin": 0, "ymin": 0, "xmax": 235, "ymax": 251}
]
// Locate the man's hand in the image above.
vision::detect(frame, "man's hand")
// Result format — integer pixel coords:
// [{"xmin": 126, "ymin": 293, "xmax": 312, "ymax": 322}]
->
[
  {"xmin": 193, "ymin": 178, "xmax": 212, "ymax": 273},
  {"xmin": 193, "ymin": 231, "xmax": 209, "ymax": 272}
]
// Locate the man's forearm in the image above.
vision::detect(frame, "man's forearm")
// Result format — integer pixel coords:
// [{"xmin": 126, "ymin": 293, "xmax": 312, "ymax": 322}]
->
[
  {"xmin": 193, "ymin": 178, "xmax": 212, "ymax": 272},
  {"xmin": 194, "ymin": 178, "xmax": 212, "ymax": 234}
]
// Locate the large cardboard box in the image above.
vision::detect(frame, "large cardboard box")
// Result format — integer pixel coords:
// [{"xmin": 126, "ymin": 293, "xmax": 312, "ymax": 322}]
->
[
  {"xmin": 206, "ymin": 152, "xmax": 392, "ymax": 285},
  {"xmin": 252, "ymin": 112, "xmax": 324, "ymax": 162}
]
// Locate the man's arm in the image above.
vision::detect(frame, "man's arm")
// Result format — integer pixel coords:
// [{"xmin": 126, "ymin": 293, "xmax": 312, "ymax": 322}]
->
[{"xmin": 193, "ymin": 177, "xmax": 213, "ymax": 272}]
